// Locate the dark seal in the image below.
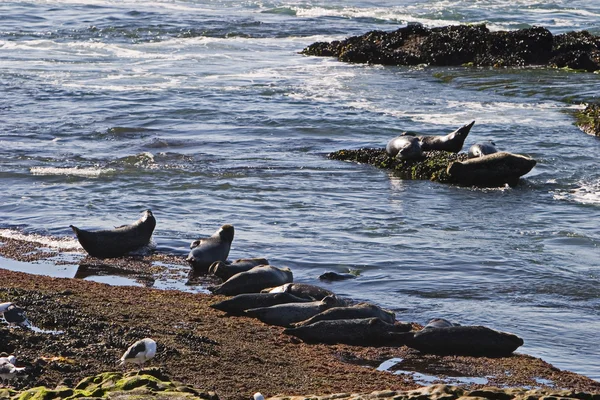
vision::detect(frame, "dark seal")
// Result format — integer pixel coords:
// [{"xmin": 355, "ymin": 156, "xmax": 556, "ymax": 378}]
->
[
  {"xmin": 468, "ymin": 141, "xmax": 498, "ymax": 159},
  {"xmin": 418, "ymin": 121, "xmax": 475, "ymax": 152},
  {"xmin": 187, "ymin": 224, "xmax": 235, "ymax": 273}
]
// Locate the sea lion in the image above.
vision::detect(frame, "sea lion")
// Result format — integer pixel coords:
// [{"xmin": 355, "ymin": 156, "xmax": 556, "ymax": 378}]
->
[
  {"xmin": 318, "ymin": 271, "xmax": 357, "ymax": 281},
  {"xmin": 424, "ymin": 317, "xmax": 459, "ymax": 329},
  {"xmin": 406, "ymin": 325, "xmax": 524, "ymax": 356},
  {"xmin": 70, "ymin": 209, "xmax": 156, "ymax": 259},
  {"xmin": 245, "ymin": 295, "xmax": 339, "ymax": 327},
  {"xmin": 210, "ymin": 292, "xmax": 310, "ymax": 315},
  {"xmin": 210, "ymin": 265, "xmax": 293, "ymax": 296},
  {"xmin": 418, "ymin": 121, "xmax": 475, "ymax": 152},
  {"xmin": 447, "ymin": 151, "xmax": 536, "ymax": 187},
  {"xmin": 468, "ymin": 141, "xmax": 498, "ymax": 158},
  {"xmin": 284, "ymin": 317, "xmax": 412, "ymax": 346},
  {"xmin": 208, "ymin": 258, "xmax": 269, "ymax": 281},
  {"xmin": 187, "ymin": 224, "xmax": 235, "ymax": 273},
  {"xmin": 293, "ymin": 302, "xmax": 396, "ymax": 327},
  {"xmin": 118, "ymin": 338, "xmax": 156, "ymax": 367},
  {"xmin": 261, "ymin": 283, "xmax": 341, "ymax": 303},
  {"xmin": 385, "ymin": 135, "xmax": 423, "ymax": 160}
]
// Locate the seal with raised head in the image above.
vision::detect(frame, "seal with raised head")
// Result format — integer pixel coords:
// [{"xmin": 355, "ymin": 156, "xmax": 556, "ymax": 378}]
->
[
  {"xmin": 210, "ymin": 265, "xmax": 293, "ymax": 296},
  {"xmin": 418, "ymin": 121, "xmax": 475, "ymax": 152},
  {"xmin": 70, "ymin": 209, "xmax": 156, "ymax": 259},
  {"xmin": 293, "ymin": 302, "xmax": 396, "ymax": 327},
  {"xmin": 405, "ymin": 325, "xmax": 524, "ymax": 356},
  {"xmin": 210, "ymin": 292, "xmax": 310, "ymax": 315},
  {"xmin": 468, "ymin": 141, "xmax": 498, "ymax": 158},
  {"xmin": 244, "ymin": 295, "xmax": 339, "ymax": 327},
  {"xmin": 447, "ymin": 151, "xmax": 536, "ymax": 187},
  {"xmin": 385, "ymin": 135, "xmax": 423, "ymax": 160},
  {"xmin": 208, "ymin": 258, "xmax": 269, "ymax": 281},
  {"xmin": 187, "ymin": 224, "xmax": 234, "ymax": 273},
  {"xmin": 284, "ymin": 317, "xmax": 412, "ymax": 346}
]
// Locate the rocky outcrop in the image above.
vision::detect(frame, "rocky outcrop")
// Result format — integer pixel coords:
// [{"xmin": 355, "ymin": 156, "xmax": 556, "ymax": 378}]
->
[
  {"xmin": 576, "ymin": 103, "xmax": 600, "ymax": 137},
  {"xmin": 302, "ymin": 24, "xmax": 600, "ymax": 72}
]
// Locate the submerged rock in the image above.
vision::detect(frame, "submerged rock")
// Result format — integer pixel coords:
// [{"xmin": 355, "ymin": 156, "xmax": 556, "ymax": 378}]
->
[
  {"xmin": 575, "ymin": 103, "xmax": 600, "ymax": 137},
  {"xmin": 302, "ymin": 23, "xmax": 600, "ymax": 72}
]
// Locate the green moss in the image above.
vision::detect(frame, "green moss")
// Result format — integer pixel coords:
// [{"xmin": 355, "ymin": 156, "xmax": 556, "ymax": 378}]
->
[{"xmin": 575, "ymin": 103, "xmax": 600, "ymax": 137}]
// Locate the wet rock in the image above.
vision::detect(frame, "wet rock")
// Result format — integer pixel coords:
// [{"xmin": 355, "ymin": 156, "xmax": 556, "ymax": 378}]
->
[
  {"xmin": 302, "ymin": 24, "xmax": 600, "ymax": 72},
  {"xmin": 575, "ymin": 103, "xmax": 600, "ymax": 137}
]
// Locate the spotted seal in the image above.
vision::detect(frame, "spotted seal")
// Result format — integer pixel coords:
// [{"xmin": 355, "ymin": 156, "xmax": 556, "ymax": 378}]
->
[
  {"xmin": 293, "ymin": 302, "xmax": 396, "ymax": 327},
  {"xmin": 447, "ymin": 151, "xmax": 536, "ymax": 187},
  {"xmin": 385, "ymin": 135, "xmax": 423, "ymax": 160},
  {"xmin": 208, "ymin": 258, "xmax": 269, "ymax": 281},
  {"xmin": 244, "ymin": 295, "xmax": 339, "ymax": 327},
  {"xmin": 187, "ymin": 224, "xmax": 234, "ymax": 273},
  {"xmin": 210, "ymin": 292, "xmax": 310, "ymax": 315},
  {"xmin": 418, "ymin": 121, "xmax": 475, "ymax": 152},
  {"xmin": 468, "ymin": 141, "xmax": 498, "ymax": 158},
  {"xmin": 405, "ymin": 325, "xmax": 524, "ymax": 356},
  {"xmin": 210, "ymin": 265, "xmax": 293, "ymax": 296},
  {"xmin": 284, "ymin": 317, "xmax": 412, "ymax": 346},
  {"xmin": 70, "ymin": 209, "xmax": 156, "ymax": 259}
]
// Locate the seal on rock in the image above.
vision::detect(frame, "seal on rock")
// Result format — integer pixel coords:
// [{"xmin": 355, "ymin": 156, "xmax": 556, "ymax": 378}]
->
[
  {"xmin": 385, "ymin": 135, "xmax": 423, "ymax": 160},
  {"xmin": 210, "ymin": 292, "xmax": 310, "ymax": 315},
  {"xmin": 70, "ymin": 209, "xmax": 156, "ymax": 259},
  {"xmin": 424, "ymin": 317, "xmax": 459, "ymax": 329},
  {"xmin": 245, "ymin": 295, "xmax": 339, "ymax": 327},
  {"xmin": 284, "ymin": 317, "xmax": 412, "ymax": 346},
  {"xmin": 262, "ymin": 283, "xmax": 342, "ymax": 303},
  {"xmin": 406, "ymin": 325, "xmax": 524, "ymax": 356},
  {"xmin": 468, "ymin": 141, "xmax": 498, "ymax": 158},
  {"xmin": 447, "ymin": 151, "xmax": 536, "ymax": 187},
  {"xmin": 208, "ymin": 258, "xmax": 269, "ymax": 281},
  {"xmin": 418, "ymin": 121, "xmax": 475, "ymax": 152},
  {"xmin": 210, "ymin": 265, "xmax": 293, "ymax": 296},
  {"xmin": 293, "ymin": 302, "xmax": 396, "ymax": 327},
  {"xmin": 187, "ymin": 224, "xmax": 234, "ymax": 273}
]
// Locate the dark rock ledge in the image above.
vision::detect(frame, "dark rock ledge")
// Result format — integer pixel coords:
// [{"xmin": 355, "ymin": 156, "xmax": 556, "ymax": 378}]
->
[
  {"xmin": 575, "ymin": 103, "xmax": 600, "ymax": 137},
  {"xmin": 302, "ymin": 24, "xmax": 600, "ymax": 72}
]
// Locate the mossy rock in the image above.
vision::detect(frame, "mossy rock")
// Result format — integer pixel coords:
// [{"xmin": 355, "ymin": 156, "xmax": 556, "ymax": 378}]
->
[
  {"xmin": 575, "ymin": 103, "xmax": 600, "ymax": 137},
  {"xmin": 328, "ymin": 148, "xmax": 466, "ymax": 184}
]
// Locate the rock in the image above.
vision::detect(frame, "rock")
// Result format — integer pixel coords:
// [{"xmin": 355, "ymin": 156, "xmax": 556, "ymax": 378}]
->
[{"xmin": 575, "ymin": 103, "xmax": 600, "ymax": 137}]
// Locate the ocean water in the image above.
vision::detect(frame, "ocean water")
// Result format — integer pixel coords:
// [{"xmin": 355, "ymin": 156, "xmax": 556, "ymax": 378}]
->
[{"xmin": 1, "ymin": 0, "xmax": 599, "ymax": 382}]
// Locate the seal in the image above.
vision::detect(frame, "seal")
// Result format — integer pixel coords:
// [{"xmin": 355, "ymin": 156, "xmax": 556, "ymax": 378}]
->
[
  {"xmin": 208, "ymin": 258, "xmax": 269, "ymax": 281},
  {"xmin": 292, "ymin": 302, "xmax": 396, "ymax": 327},
  {"xmin": 210, "ymin": 265, "xmax": 293, "ymax": 296},
  {"xmin": 210, "ymin": 292, "xmax": 310, "ymax": 315},
  {"xmin": 405, "ymin": 325, "xmax": 524, "ymax": 356},
  {"xmin": 468, "ymin": 141, "xmax": 498, "ymax": 158},
  {"xmin": 118, "ymin": 337, "xmax": 157, "ymax": 367},
  {"xmin": 284, "ymin": 317, "xmax": 412, "ymax": 346},
  {"xmin": 318, "ymin": 271, "xmax": 358, "ymax": 281},
  {"xmin": 424, "ymin": 317, "xmax": 459, "ymax": 329},
  {"xmin": 244, "ymin": 295, "xmax": 339, "ymax": 327},
  {"xmin": 187, "ymin": 224, "xmax": 235, "ymax": 273},
  {"xmin": 447, "ymin": 151, "xmax": 536, "ymax": 187},
  {"xmin": 385, "ymin": 135, "xmax": 423, "ymax": 160},
  {"xmin": 70, "ymin": 209, "xmax": 156, "ymax": 259},
  {"xmin": 418, "ymin": 121, "xmax": 475, "ymax": 152},
  {"xmin": 261, "ymin": 283, "xmax": 341, "ymax": 303}
]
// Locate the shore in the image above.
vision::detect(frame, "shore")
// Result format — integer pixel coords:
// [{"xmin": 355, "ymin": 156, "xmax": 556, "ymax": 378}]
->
[{"xmin": 1, "ymin": 236, "xmax": 600, "ymax": 399}]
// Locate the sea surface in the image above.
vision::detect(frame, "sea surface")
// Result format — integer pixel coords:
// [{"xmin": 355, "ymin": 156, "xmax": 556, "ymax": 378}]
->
[{"xmin": 1, "ymin": 0, "xmax": 599, "ymax": 383}]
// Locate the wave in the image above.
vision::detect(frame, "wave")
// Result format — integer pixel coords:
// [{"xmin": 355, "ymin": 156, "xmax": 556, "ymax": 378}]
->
[
  {"xmin": 553, "ymin": 179, "xmax": 600, "ymax": 205},
  {"xmin": 0, "ymin": 229, "xmax": 81, "ymax": 251},
  {"xmin": 30, "ymin": 166, "xmax": 116, "ymax": 177}
]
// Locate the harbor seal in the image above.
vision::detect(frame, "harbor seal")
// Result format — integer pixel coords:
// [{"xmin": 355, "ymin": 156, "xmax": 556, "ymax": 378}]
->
[
  {"xmin": 284, "ymin": 317, "xmax": 412, "ymax": 346},
  {"xmin": 385, "ymin": 135, "xmax": 423, "ymax": 160},
  {"xmin": 318, "ymin": 271, "xmax": 357, "ymax": 281},
  {"xmin": 406, "ymin": 325, "xmax": 524, "ymax": 356},
  {"xmin": 468, "ymin": 141, "xmax": 498, "ymax": 158},
  {"xmin": 424, "ymin": 317, "xmax": 459, "ymax": 329},
  {"xmin": 187, "ymin": 224, "xmax": 234, "ymax": 273},
  {"xmin": 208, "ymin": 258, "xmax": 269, "ymax": 281},
  {"xmin": 210, "ymin": 292, "xmax": 310, "ymax": 315},
  {"xmin": 292, "ymin": 302, "xmax": 396, "ymax": 327},
  {"xmin": 447, "ymin": 151, "xmax": 536, "ymax": 187},
  {"xmin": 261, "ymin": 283, "xmax": 342, "ymax": 303},
  {"xmin": 418, "ymin": 121, "xmax": 475, "ymax": 152},
  {"xmin": 70, "ymin": 209, "xmax": 156, "ymax": 259},
  {"xmin": 244, "ymin": 295, "xmax": 339, "ymax": 327},
  {"xmin": 210, "ymin": 265, "xmax": 293, "ymax": 296}
]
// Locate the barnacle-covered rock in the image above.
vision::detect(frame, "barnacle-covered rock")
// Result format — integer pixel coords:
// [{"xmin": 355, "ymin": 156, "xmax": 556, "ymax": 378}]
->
[{"xmin": 575, "ymin": 103, "xmax": 600, "ymax": 137}]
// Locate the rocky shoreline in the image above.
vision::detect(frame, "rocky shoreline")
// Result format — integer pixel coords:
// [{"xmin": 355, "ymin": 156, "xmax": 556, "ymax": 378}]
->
[
  {"xmin": 301, "ymin": 24, "xmax": 600, "ymax": 72},
  {"xmin": 1, "ymin": 236, "xmax": 600, "ymax": 400},
  {"xmin": 575, "ymin": 103, "xmax": 600, "ymax": 137}
]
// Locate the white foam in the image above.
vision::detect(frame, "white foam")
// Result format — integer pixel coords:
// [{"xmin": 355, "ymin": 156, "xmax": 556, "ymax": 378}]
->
[
  {"xmin": 30, "ymin": 166, "xmax": 115, "ymax": 177},
  {"xmin": 553, "ymin": 180, "xmax": 600, "ymax": 205},
  {"xmin": 0, "ymin": 229, "xmax": 81, "ymax": 251}
]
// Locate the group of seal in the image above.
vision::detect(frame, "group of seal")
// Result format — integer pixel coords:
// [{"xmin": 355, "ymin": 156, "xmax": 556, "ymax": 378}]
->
[{"xmin": 385, "ymin": 121, "xmax": 536, "ymax": 186}]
